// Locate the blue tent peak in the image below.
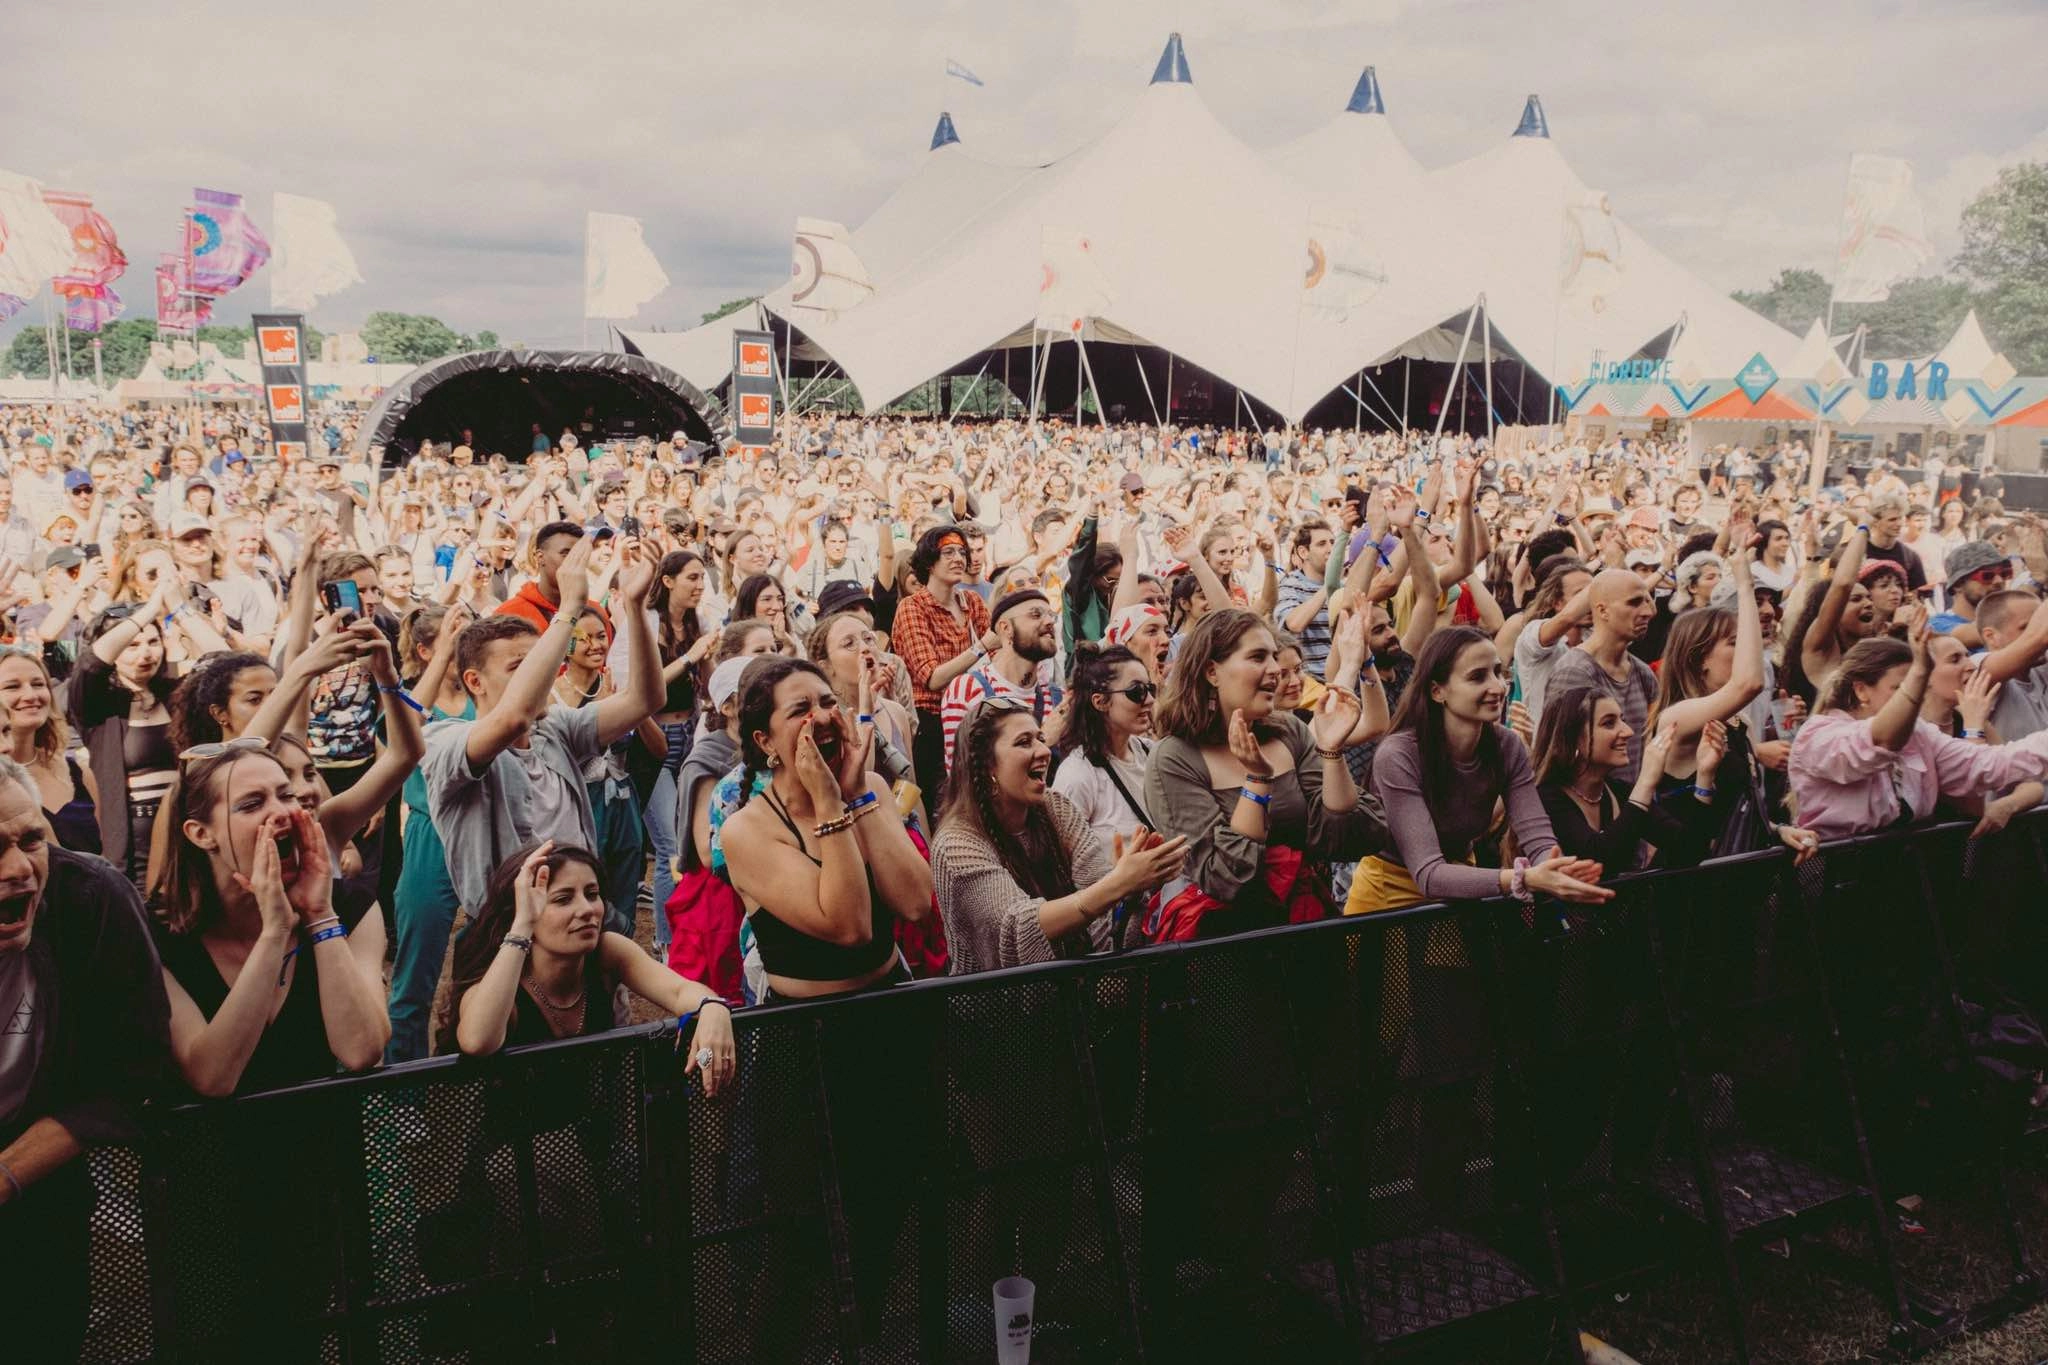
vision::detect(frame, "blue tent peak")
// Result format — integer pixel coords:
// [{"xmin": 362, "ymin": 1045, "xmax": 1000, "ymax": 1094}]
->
[
  {"xmin": 1346, "ymin": 66, "xmax": 1385, "ymax": 115},
  {"xmin": 1513, "ymin": 94, "xmax": 1549, "ymax": 139},
  {"xmin": 930, "ymin": 111, "xmax": 960, "ymax": 150},
  {"xmin": 1151, "ymin": 33, "xmax": 1192, "ymax": 85}
]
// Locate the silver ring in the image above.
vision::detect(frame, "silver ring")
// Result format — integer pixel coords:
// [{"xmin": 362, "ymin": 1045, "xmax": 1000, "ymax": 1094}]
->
[{"xmin": 696, "ymin": 1047, "xmax": 714, "ymax": 1068}]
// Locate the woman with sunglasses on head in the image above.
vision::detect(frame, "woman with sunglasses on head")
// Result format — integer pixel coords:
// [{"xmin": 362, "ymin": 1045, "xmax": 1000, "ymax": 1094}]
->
[
  {"xmin": 0, "ymin": 647, "xmax": 97, "ymax": 852},
  {"xmin": 72, "ymin": 595, "xmax": 183, "ymax": 888},
  {"xmin": 1051, "ymin": 643, "xmax": 1160, "ymax": 857},
  {"xmin": 445, "ymin": 840, "xmax": 734, "ymax": 1087},
  {"xmin": 935, "ymin": 698, "xmax": 1186, "ymax": 973},
  {"xmin": 155, "ymin": 741, "xmax": 390, "ymax": 1095}
]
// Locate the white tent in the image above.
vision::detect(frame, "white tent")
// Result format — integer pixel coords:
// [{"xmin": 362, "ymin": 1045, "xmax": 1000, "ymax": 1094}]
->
[
  {"xmin": 1433, "ymin": 95, "xmax": 1799, "ymax": 386},
  {"xmin": 631, "ymin": 36, "xmax": 1799, "ymax": 425}
]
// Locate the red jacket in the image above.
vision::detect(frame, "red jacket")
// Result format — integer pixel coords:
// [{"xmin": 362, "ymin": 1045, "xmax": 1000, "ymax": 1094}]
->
[{"xmin": 495, "ymin": 581, "xmax": 610, "ymax": 635}]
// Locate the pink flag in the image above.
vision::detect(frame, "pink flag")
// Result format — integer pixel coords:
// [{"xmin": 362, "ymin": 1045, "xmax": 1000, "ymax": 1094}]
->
[
  {"xmin": 186, "ymin": 188, "xmax": 270, "ymax": 296},
  {"xmin": 155, "ymin": 252, "xmax": 210, "ymax": 333},
  {"xmin": 0, "ymin": 294, "xmax": 25, "ymax": 322},
  {"xmin": 64, "ymin": 284, "xmax": 122, "ymax": 332},
  {"xmin": 41, "ymin": 189, "xmax": 127, "ymax": 291}
]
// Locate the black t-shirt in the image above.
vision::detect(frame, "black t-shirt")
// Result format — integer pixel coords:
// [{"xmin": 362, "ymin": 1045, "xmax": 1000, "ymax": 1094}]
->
[{"xmin": 1864, "ymin": 538, "xmax": 1927, "ymax": 592}]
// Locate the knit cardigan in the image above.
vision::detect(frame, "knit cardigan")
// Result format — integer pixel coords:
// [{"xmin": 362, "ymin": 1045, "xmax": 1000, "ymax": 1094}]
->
[{"xmin": 931, "ymin": 791, "xmax": 1112, "ymax": 975}]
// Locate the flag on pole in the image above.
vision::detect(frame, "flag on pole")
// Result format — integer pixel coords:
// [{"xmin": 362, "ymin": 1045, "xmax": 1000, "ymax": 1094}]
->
[
  {"xmin": 945, "ymin": 59, "xmax": 984, "ymax": 87},
  {"xmin": 0, "ymin": 295, "xmax": 26, "ymax": 323},
  {"xmin": 1037, "ymin": 227, "xmax": 1115, "ymax": 334},
  {"xmin": 270, "ymin": 192, "xmax": 363, "ymax": 310},
  {"xmin": 788, "ymin": 218, "xmax": 874, "ymax": 318},
  {"xmin": 42, "ymin": 190, "xmax": 126, "ymax": 289},
  {"xmin": 584, "ymin": 211, "xmax": 669, "ymax": 319},
  {"xmin": 1833, "ymin": 154, "xmax": 1931, "ymax": 305},
  {"xmin": 65, "ymin": 285, "xmax": 122, "ymax": 332},
  {"xmin": 1560, "ymin": 189, "xmax": 1623, "ymax": 315},
  {"xmin": 155, "ymin": 252, "xmax": 211, "ymax": 334},
  {"xmin": 1302, "ymin": 209, "xmax": 1386, "ymax": 322},
  {"xmin": 0, "ymin": 170, "xmax": 79, "ymax": 298},
  {"xmin": 187, "ymin": 188, "xmax": 271, "ymax": 296}
]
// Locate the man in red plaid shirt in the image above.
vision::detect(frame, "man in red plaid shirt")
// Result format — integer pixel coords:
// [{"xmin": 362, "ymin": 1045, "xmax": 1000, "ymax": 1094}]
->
[{"xmin": 891, "ymin": 524, "xmax": 994, "ymax": 807}]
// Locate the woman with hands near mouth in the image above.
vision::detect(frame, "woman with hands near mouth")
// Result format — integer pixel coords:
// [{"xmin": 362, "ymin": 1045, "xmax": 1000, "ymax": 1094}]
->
[
  {"xmin": 720, "ymin": 657, "xmax": 934, "ymax": 1001},
  {"xmin": 1145, "ymin": 607, "xmax": 1384, "ymax": 940},
  {"xmin": 934, "ymin": 698, "xmax": 1187, "ymax": 973},
  {"xmin": 447, "ymin": 840, "xmax": 735, "ymax": 1093},
  {"xmin": 154, "ymin": 747, "xmax": 390, "ymax": 1097}
]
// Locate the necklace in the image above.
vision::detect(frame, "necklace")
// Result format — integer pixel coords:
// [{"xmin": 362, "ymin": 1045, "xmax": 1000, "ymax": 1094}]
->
[
  {"xmin": 526, "ymin": 966, "xmax": 586, "ymax": 1014},
  {"xmin": 1565, "ymin": 778, "xmax": 1607, "ymax": 808}
]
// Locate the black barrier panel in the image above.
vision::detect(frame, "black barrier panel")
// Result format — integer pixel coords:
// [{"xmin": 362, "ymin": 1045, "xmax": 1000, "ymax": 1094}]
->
[{"xmin": 65, "ymin": 814, "xmax": 2048, "ymax": 1364}]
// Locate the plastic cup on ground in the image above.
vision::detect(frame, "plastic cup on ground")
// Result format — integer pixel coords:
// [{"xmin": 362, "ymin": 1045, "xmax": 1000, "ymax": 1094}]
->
[{"xmin": 993, "ymin": 1275, "xmax": 1035, "ymax": 1365}]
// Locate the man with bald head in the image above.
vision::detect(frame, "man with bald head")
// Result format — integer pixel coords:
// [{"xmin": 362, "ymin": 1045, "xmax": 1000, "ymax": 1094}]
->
[{"xmin": 1546, "ymin": 568, "xmax": 1660, "ymax": 782}]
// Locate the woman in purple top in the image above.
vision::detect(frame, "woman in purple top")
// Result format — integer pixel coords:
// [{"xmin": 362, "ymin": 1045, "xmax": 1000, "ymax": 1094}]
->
[{"xmin": 1346, "ymin": 625, "xmax": 1611, "ymax": 913}]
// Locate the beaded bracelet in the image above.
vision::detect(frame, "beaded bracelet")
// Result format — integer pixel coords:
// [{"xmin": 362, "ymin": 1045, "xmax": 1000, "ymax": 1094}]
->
[{"xmin": 1316, "ymin": 747, "xmax": 1345, "ymax": 760}]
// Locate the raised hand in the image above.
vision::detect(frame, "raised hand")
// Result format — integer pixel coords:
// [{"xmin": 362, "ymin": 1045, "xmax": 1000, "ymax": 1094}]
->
[
  {"xmin": 512, "ymin": 840, "xmax": 555, "ymax": 935},
  {"xmin": 556, "ymin": 535, "xmax": 595, "ymax": 611},
  {"xmin": 234, "ymin": 812, "xmax": 301, "ymax": 941},
  {"xmin": 1109, "ymin": 827, "xmax": 1189, "ymax": 897},
  {"xmin": 615, "ymin": 537, "xmax": 657, "ymax": 604},
  {"xmin": 1959, "ymin": 664, "xmax": 2001, "ymax": 734},
  {"xmin": 792, "ymin": 717, "xmax": 843, "ymax": 808},
  {"xmin": 1311, "ymin": 684, "xmax": 1362, "ymax": 751},
  {"xmin": 279, "ymin": 803, "xmax": 334, "ymax": 924},
  {"xmin": 1227, "ymin": 708, "xmax": 1273, "ymax": 779}
]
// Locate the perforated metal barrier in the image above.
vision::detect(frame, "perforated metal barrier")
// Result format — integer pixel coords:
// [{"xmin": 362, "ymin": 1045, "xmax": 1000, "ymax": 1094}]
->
[{"xmin": 68, "ymin": 813, "xmax": 2048, "ymax": 1364}]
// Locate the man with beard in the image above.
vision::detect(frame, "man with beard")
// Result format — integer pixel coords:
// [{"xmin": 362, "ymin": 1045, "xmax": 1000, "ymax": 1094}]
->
[
  {"xmin": 1930, "ymin": 540, "xmax": 2014, "ymax": 646},
  {"xmin": 939, "ymin": 589, "xmax": 1065, "ymax": 775},
  {"xmin": 1546, "ymin": 569, "xmax": 1660, "ymax": 783},
  {"xmin": 1276, "ymin": 520, "xmax": 1339, "ymax": 680},
  {"xmin": 0, "ymin": 756, "xmax": 169, "ymax": 1359}
]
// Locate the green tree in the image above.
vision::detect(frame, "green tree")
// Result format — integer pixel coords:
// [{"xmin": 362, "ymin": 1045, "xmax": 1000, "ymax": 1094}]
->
[
  {"xmin": 1955, "ymin": 161, "xmax": 2048, "ymax": 373},
  {"xmin": 1854, "ymin": 276, "xmax": 1977, "ymax": 359},
  {"xmin": 7, "ymin": 318, "xmax": 169, "ymax": 381},
  {"xmin": 466, "ymin": 329, "xmax": 500, "ymax": 350},
  {"xmin": 1732, "ymin": 268, "xmax": 1831, "ymax": 333},
  {"xmin": 700, "ymin": 297, "xmax": 758, "ymax": 325},
  {"xmin": 360, "ymin": 311, "xmax": 467, "ymax": 364}
]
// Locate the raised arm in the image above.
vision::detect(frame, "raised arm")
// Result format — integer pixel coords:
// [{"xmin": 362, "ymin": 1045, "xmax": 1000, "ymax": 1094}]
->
[
  {"xmin": 592, "ymin": 539, "xmax": 664, "ymax": 746},
  {"xmin": 1657, "ymin": 550, "xmax": 1766, "ymax": 737},
  {"xmin": 464, "ymin": 540, "xmax": 588, "ymax": 769},
  {"xmin": 1807, "ymin": 527, "xmax": 1868, "ymax": 663},
  {"xmin": 317, "ymin": 633, "xmax": 427, "ymax": 844},
  {"xmin": 1977, "ymin": 594, "xmax": 2048, "ymax": 686}
]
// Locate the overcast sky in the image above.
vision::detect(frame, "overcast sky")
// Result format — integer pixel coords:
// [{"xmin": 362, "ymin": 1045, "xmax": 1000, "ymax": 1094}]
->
[{"xmin": 5, "ymin": 0, "xmax": 2044, "ymax": 349}]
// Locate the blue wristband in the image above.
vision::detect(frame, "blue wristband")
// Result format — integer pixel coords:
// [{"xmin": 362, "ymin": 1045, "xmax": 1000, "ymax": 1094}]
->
[
  {"xmin": 843, "ymin": 789, "xmax": 879, "ymax": 814},
  {"xmin": 378, "ymin": 683, "xmax": 426, "ymax": 713},
  {"xmin": 308, "ymin": 924, "xmax": 348, "ymax": 947},
  {"xmin": 1240, "ymin": 786, "xmax": 1271, "ymax": 807}
]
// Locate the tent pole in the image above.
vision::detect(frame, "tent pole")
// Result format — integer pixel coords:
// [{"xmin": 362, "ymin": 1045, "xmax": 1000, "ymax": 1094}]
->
[
  {"xmin": 1481, "ymin": 296, "xmax": 1496, "ymax": 448},
  {"xmin": 950, "ymin": 355, "xmax": 993, "ymax": 421},
  {"xmin": 1355, "ymin": 369, "xmax": 1364, "ymax": 434},
  {"xmin": 1003, "ymin": 345, "xmax": 1011, "ymax": 414},
  {"xmin": 1074, "ymin": 331, "xmax": 1108, "ymax": 429},
  {"xmin": 1132, "ymin": 347, "xmax": 1162, "ymax": 427},
  {"xmin": 1075, "ymin": 332, "xmax": 1084, "ymax": 426},
  {"xmin": 1357, "ymin": 369, "xmax": 1404, "ymax": 430},
  {"xmin": 1432, "ymin": 299, "xmax": 1482, "ymax": 448},
  {"xmin": 1402, "ymin": 358, "xmax": 1410, "ymax": 432},
  {"xmin": 1166, "ymin": 353, "xmax": 1174, "ymax": 425},
  {"xmin": 1341, "ymin": 383, "xmax": 1399, "ymax": 431}
]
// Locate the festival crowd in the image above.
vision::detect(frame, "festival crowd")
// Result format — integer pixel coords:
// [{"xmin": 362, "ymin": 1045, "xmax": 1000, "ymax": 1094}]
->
[{"xmin": 3, "ymin": 393, "xmax": 2046, "ymax": 1352}]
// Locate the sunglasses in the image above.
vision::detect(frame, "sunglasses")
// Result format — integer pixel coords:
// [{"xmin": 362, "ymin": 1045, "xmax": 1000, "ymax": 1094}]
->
[
  {"xmin": 179, "ymin": 735, "xmax": 268, "ymax": 763},
  {"xmin": 1105, "ymin": 681, "xmax": 1158, "ymax": 704},
  {"xmin": 1969, "ymin": 567, "xmax": 2013, "ymax": 585}
]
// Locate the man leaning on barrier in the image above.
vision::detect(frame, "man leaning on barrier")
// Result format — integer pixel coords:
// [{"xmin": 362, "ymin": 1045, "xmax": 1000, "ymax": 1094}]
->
[{"xmin": 0, "ymin": 754, "xmax": 171, "ymax": 1360}]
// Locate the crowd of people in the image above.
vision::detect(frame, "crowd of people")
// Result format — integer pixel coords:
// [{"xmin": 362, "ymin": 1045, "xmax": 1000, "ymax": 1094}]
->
[{"xmin": 4, "ymin": 392, "xmax": 2047, "ymax": 1351}]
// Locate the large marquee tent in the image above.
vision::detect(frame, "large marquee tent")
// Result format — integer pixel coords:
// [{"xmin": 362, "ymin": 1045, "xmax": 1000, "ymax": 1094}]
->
[{"xmin": 625, "ymin": 34, "xmax": 1798, "ymax": 426}]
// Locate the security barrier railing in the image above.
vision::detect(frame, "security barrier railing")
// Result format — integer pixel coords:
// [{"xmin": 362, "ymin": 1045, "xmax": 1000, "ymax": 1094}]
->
[{"xmin": 72, "ymin": 811, "xmax": 2048, "ymax": 1364}]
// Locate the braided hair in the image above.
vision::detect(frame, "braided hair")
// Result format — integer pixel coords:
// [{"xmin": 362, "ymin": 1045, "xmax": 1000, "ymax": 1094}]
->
[
  {"xmin": 731, "ymin": 656, "xmax": 829, "ymax": 811},
  {"xmin": 940, "ymin": 700, "xmax": 1077, "ymax": 904},
  {"xmin": 1056, "ymin": 642, "xmax": 1144, "ymax": 768}
]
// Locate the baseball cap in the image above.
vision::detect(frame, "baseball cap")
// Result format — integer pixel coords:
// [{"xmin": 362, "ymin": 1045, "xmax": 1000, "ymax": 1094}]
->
[
  {"xmin": 169, "ymin": 511, "xmax": 212, "ymax": 539},
  {"xmin": 1624, "ymin": 547, "xmax": 1663, "ymax": 570},
  {"xmin": 1944, "ymin": 540, "xmax": 2007, "ymax": 588},
  {"xmin": 707, "ymin": 655, "xmax": 752, "ymax": 710},
  {"xmin": 44, "ymin": 545, "xmax": 86, "ymax": 572},
  {"xmin": 1118, "ymin": 471, "xmax": 1146, "ymax": 494},
  {"xmin": 815, "ymin": 580, "xmax": 876, "ymax": 619},
  {"xmin": 63, "ymin": 469, "xmax": 92, "ymax": 491}
]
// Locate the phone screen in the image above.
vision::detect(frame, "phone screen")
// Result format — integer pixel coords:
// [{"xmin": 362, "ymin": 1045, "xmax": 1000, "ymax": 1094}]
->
[{"xmin": 321, "ymin": 579, "xmax": 363, "ymax": 615}]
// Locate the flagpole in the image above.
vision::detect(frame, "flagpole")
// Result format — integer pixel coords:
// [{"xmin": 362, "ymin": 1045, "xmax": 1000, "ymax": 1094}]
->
[
  {"xmin": 43, "ymin": 292, "xmax": 57, "ymax": 398},
  {"xmin": 1481, "ymin": 297, "xmax": 1496, "ymax": 448},
  {"xmin": 1432, "ymin": 297, "xmax": 1482, "ymax": 446}
]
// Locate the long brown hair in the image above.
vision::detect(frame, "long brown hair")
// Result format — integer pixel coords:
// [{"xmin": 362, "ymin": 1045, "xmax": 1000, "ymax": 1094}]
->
[
  {"xmin": 1529, "ymin": 685, "xmax": 1613, "ymax": 787},
  {"xmin": 1817, "ymin": 637, "xmax": 1913, "ymax": 715},
  {"xmin": 0, "ymin": 646, "xmax": 69, "ymax": 764},
  {"xmin": 1651, "ymin": 606, "xmax": 1734, "ymax": 730},
  {"xmin": 1153, "ymin": 608, "xmax": 1272, "ymax": 745},
  {"xmin": 938, "ymin": 701, "xmax": 1077, "ymax": 905},
  {"xmin": 1383, "ymin": 625, "xmax": 1506, "ymax": 827},
  {"xmin": 436, "ymin": 840, "xmax": 608, "ymax": 1056},
  {"xmin": 152, "ymin": 748, "xmax": 292, "ymax": 935}
]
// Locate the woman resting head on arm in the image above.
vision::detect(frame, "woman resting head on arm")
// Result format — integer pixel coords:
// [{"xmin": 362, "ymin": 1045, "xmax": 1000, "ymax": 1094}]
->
[
  {"xmin": 1791, "ymin": 618, "xmax": 2048, "ymax": 839},
  {"xmin": 443, "ymin": 840, "xmax": 734, "ymax": 1093},
  {"xmin": 934, "ymin": 699, "xmax": 1184, "ymax": 973}
]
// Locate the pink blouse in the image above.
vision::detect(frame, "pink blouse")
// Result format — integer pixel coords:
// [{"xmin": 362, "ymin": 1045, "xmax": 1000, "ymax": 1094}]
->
[{"xmin": 1788, "ymin": 711, "xmax": 2048, "ymax": 839}]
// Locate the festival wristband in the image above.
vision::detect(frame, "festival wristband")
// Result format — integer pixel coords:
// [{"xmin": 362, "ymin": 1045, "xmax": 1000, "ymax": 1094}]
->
[
  {"xmin": 308, "ymin": 924, "xmax": 349, "ymax": 947},
  {"xmin": 378, "ymin": 683, "xmax": 427, "ymax": 713},
  {"xmin": 843, "ymin": 790, "xmax": 879, "ymax": 814},
  {"xmin": 1239, "ymin": 787, "xmax": 1271, "ymax": 807}
]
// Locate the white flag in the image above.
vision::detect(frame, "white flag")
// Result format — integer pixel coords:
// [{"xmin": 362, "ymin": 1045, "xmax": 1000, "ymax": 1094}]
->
[
  {"xmin": 945, "ymin": 59, "xmax": 984, "ymax": 87},
  {"xmin": 323, "ymin": 331, "xmax": 369, "ymax": 364},
  {"xmin": 270, "ymin": 192, "xmax": 364, "ymax": 310},
  {"xmin": 788, "ymin": 218, "xmax": 874, "ymax": 317},
  {"xmin": 1302, "ymin": 209, "xmax": 1386, "ymax": 322},
  {"xmin": 1834, "ymin": 154, "xmax": 1931, "ymax": 305},
  {"xmin": 170, "ymin": 339, "xmax": 199, "ymax": 369},
  {"xmin": 584, "ymin": 211, "xmax": 669, "ymax": 320},
  {"xmin": 1560, "ymin": 189, "xmax": 1622, "ymax": 313},
  {"xmin": 0, "ymin": 170, "xmax": 79, "ymax": 298},
  {"xmin": 1037, "ymin": 227, "xmax": 1114, "ymax": 334}
]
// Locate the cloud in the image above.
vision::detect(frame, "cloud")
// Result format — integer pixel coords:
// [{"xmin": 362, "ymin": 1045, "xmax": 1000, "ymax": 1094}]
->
[{"xmin": 3, "ymin": 0, "xmax": 2044, "ymax": 349}]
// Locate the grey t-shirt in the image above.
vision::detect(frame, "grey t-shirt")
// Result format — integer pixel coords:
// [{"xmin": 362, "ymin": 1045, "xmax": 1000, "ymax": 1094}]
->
[
  {"xmin": 423, "ymin": 703, "xmax": 604, "ymax": 910},
  {"xmin": 1991, "ymin": 661, "xmax": 2048, "ymax": 744},
  {"xmin": 1547, "ymin": 646, "xmax": 1659, "ymax": 783},
  {"xmin": 0, "ymin": 950, "xmax": 40, "ymax": 1129}
]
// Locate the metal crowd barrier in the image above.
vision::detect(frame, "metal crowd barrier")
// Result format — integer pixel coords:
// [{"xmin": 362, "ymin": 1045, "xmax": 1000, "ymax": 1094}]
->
[{"xmin": 72, "ymin": 812, "xmax": 2048, "ymax": 1364}]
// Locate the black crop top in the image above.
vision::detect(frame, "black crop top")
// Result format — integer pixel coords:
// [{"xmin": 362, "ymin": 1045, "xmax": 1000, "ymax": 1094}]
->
[{"xmin": 746, "ymin": 788, "xmax": 898, "ymax": 983}]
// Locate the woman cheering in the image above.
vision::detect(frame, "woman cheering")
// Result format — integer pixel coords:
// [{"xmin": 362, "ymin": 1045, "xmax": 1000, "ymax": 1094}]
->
[{"xmin": 934, "ymin": 699, "xmax": 1185, "ymax": 973}]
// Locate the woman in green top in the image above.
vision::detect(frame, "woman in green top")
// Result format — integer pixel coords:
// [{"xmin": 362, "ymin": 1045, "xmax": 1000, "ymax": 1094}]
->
[{"xmin": 388, "ymin": 603, "xmax": 475, "ymax": 1062}]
